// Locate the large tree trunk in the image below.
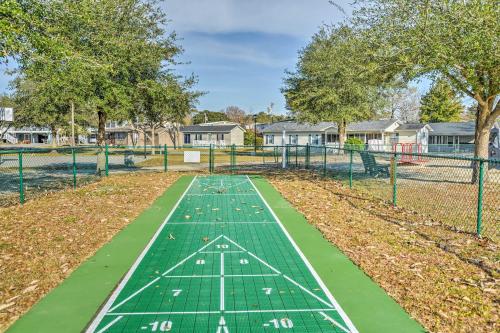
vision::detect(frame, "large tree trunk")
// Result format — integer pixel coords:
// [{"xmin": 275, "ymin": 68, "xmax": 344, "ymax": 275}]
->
[
  {"xmin": 96, "ymin": 109, "xmax": 106, "ymax": 174},
  {"xmin": 51, "ymin": 128, "xmax": 57, "ymax": 148},
  {"xmin": 472, "ymin": 103, "xmax": 493, "ymax": 183},
  {"xmin": 338, "ymin": 119, "xmax": 347, "ymax": 149}
]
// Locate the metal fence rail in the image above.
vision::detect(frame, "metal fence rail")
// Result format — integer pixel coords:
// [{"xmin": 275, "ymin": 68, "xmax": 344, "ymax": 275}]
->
[{"xmin": 1, "ymin": 144, "xmax": 498, "ymax": 240}]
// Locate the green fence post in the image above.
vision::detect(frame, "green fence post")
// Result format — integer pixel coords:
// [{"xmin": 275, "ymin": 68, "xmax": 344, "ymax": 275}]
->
[
  {"xmin": 295, "ymin": 145, "xmax": 298, "ymax": 168},
  {"xmin": 323, "ymin": 145, "xmax": 327, "ymax": 176},
  {"xmin": 18, "ymin": 151, "xmax": 24, "ymax": 205},
  {"xmin": 163, "ymin": 144, "xmax": 168, "ymax": 172},
  {"xmin": 349, "ymin": 149, "xmax": 353, "ymax": 189},
  {"xmin": 306, "ymin": 144, "xmax": 310, "ymax": 169},
  {"xmin": 392, "ymin": 153, "xmax": 398, "ymax": 206},
  {"xmin": 231, "ymin": 144, "xmax": 235, "ymax": 173},
  {"xmin": 72, "ymin": 148, "xmax": 77, "ymax": 190},
  {"xmin": 209, "ymin": 144, "xmax": 213, "ymax": 173},
  {"xmin": 476, "ymin": 160, "xmax": 485, "ymax": 237},
  {"xmin": 105, "ymin": 144, "xmax": 109, "ymax": 176}
]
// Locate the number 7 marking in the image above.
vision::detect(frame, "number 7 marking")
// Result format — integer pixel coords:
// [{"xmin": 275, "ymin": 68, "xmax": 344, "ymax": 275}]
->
[{"xmin": 172, "ymin": 289, "xmax": 182, "ymax": 297}]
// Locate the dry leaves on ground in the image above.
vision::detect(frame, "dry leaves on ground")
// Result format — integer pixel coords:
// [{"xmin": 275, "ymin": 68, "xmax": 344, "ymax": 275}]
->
[
  {"xmin": 0, "ymin": 172, "xmax": 180, "ymax": 332},
  {"xmin": 267, "ymin": 171, "xmax": 498, "ymax": 333}
]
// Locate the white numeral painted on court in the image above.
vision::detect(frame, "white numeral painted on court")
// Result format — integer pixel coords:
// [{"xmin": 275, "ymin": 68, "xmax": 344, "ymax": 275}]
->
[
  {"xmin": 264, "ymin": 318, "xmax": 293, "ymax": 329},
  {"xmin": 196, "ymin": 259, "xmax": 205, "ymax": 265},
  {"xmin": 216, "ymin": 244, "xmax": 229, "ymax": 249},
  {"xmin": 172, "ymin": 289, "xmax": 182, "ymax": 297},
  {"xmin": 262, "ymin": 288, "xmax": 272, "ymax": 295},
  {"xmin": 240, "ymin": 259, "xmax": 249, "ymax": 265},
  {"xmin": 147, "ymin": 320, "xmax": 172, "ymax": 331}
]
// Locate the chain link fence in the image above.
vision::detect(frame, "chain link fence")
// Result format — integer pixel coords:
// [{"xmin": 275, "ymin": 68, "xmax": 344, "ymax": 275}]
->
[{"xmin": 1, "ymin": 144, "xmax": 498, "ymax": 240}]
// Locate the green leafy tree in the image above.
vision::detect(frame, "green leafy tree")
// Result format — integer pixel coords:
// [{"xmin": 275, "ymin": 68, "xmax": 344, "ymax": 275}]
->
[
  {"xmin": 244, "ymin": 131, "xmax": 263, "ymax": 147},
  {"xmin": 132, "ymin": 75, "xmax": 202, "ymax": 151},
  {"xmin": 420, "ymin": 79, "xmax": 464, "ymax": 123},
  {"xmin": 16, "ymin": 0, "xmax": 182, "ymax": 172},
  {"xmin": 351, "ymin": 0, "xmax": 499, "ymax": 169},
  {"xmin": 0, "ymin": 0, "xmax": 45, "ymax": 60},
  {"xmin": 192, "ymin": 111, "xmax": 229, "ymax": 124},
  {"xmin": 282, "ymin": 25, "xmax": 386, "ymax": 146},
  {"xmin": 13, "ymin": 78, "xmax": 71, "ymax": 146}
]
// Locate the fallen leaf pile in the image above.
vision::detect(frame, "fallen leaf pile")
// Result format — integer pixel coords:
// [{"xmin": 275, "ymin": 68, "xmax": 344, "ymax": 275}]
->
[
  {"xmin": 266, "ymin": 171, "xmax": 498, "ymax": 333},
  {"xmin": 0, "ymin": 172, "xmax": 180, "ymax": 332}
]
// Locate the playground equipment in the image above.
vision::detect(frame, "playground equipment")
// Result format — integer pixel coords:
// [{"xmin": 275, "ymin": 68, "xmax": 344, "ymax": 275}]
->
[{"xmin": 392, "ymin": 143, "xmax": 428, "ymax": 164}]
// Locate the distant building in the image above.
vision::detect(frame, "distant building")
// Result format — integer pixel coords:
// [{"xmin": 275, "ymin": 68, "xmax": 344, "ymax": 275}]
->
[
  {"xmin": 428, "ymin": 122, "xmax": 475, "ymax": 145},
  {"xmin": 180, "ymin": 122, "xmax": 245, "ymax": 146},
  {"xmin": 262, "ymin": 120, "xmax": 430, "ymax": 148}
]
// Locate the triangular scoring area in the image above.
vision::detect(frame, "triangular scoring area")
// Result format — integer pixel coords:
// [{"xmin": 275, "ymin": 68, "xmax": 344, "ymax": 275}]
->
[
  {"xmin": 162, "ymin": 236, "xmax": 278, "ymax": 277},
  {"xmin": 221, "ymin": 236, "xmax": 336, "ymax": 310}
]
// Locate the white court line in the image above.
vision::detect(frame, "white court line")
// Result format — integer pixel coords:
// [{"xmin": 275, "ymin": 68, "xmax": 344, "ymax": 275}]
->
[
  {"xmin": 95, "ymin": 316, "xmax": 123, "ymax": 333},
  {"xmin": 320, "ymin": 311, "xmax": 351, "ymax": 333},
  {"xmin": 283, "ymin": 275, "xmax": 333, "ymax": 308},
  {"xmin": 107, "ymin": 311, "xmax": 219, "ymax": 316},
  {"xmin": 200, "ymin": 250, "xmax": 244, "ymax": 253},
  {"xmin": 162, "ymin": 235, "xmax": 224, "ymax": 276},
  {"xmin": 107, "ymin": 235, "xmax": 224, "ymax": 313},
  {"xmin": 167, "ymin": 222, "xmax": 273, "ymax": 225},
  {"xmin": 223, "ymin": 235, "xmax": 335, "ymax": 309},
  {"xmin": 163, "ymin": 274, "xmax": 279, "ymax": 278},
  {"xmin": 226, "ymin": 308, "xmax": 336, "ymax": 314},
  {"xmin": 246, "ymin": 175, "xmax": 359, "ymax": 333},
  {"xmin": 106, "ymin": 309, "xmax": 337, "ymax": 316},
  {"xmin": 186, "ymin": 193, "xmax": 258, "ymax": 196},
  {"xmin": 107, "ymin": 277, "xmax": 161, "ymax": 312},
  {"xmin": 223, "ymin": 236, "xmax": 281, "ymax": 275},
  {"xmin": 220, "ymin": 252, "xmax": 225, "ymax": 311},
  {"xmin": 85, "ymin": 176, "xmax": 198, "ymax": 333}
]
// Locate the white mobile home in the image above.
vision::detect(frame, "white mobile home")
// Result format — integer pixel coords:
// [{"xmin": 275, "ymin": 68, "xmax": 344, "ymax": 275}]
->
[{"xmin": 262, "ymin": 120, "xmax": 429, "ymax": 148}]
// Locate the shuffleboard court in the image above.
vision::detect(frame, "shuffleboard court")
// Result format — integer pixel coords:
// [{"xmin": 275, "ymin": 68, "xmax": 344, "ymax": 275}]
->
[{"xmin": 87, "ymin": 175, "xmax": 358, "ymax": 333}]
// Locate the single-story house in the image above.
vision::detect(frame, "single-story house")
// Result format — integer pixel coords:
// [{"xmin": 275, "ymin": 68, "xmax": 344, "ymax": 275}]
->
[
  {"xmin": 428, "ymin": 122, "xmax": 475, "ymax": 145},
  {"xmin": 180, "ymin": 122, "xmax": 245, "ymax": 146},
  {"xmin": 262, "ymin": 120, "xmax": 431, "ymax": 149}
]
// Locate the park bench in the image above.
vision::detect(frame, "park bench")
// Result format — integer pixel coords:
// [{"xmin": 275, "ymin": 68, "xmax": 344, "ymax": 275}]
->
[
  {"xmin": 124, "ymin": 150, "xmax": 135, "ymax": 167},
  {"xmin": 359, "ymin": 151, "xmax": 390, "ymax": 177}
]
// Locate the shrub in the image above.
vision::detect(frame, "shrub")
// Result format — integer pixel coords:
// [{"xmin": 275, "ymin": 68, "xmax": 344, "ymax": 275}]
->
[{"xmin": 344, "ymin": 137, "xmax": 365, "ymax": 150}]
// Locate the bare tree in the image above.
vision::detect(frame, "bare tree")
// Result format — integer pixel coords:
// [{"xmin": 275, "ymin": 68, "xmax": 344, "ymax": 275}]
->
[
  {"xmin": 224, "ymin": 106, "xmax": 247, "ymax": 124},
  {"xmin": 384, "ymin": 87, "xmax": 421, "ymax": 122}
]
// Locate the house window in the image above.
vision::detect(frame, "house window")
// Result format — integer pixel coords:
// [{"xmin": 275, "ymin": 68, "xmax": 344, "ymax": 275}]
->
[
  {"xmin": 289, "ymin": 135, "xmax": 298, "ymax": 144},
  {"xmin": 217, "ymin": 133, "xmax": 224, "ymax": 141},
  {"xmin": 266, "ymin": 135, "xmax": 274, "ymax": 144},
  {"xmin": 184, "ymin": 134, "xmax": 191, "ymax": 144},
  {"xmin": 195, "ymin": 133, "xmax": 202, "ymax": 140},
  {"xmin": 310, "ymin": 134, "xmax": 320, "ymax": 145}
]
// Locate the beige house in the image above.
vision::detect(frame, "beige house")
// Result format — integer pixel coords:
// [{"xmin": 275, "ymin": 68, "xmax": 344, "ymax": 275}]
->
[{"xmin": 180, "ymin": 122, "xmax": 245, "ymax": 147}]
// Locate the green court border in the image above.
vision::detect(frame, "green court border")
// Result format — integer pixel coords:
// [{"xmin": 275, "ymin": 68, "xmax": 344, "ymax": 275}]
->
[
  {"xmin": 250, "ymin": 175, "xmax": 425, "ymax": 333},
  {"xmin": 6, "ymin": 176, "xmax": 194, "ymax": 333},
  {"xmin": 7, "ymin": 174, "xmax": 426, "ymax": 333}
]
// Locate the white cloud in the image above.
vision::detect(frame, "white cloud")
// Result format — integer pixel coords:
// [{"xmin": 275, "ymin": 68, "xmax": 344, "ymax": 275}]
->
[
  {"xmin": 182, "ymin": 34, "xmax": 295, "ymax": 68},
  {"xmin": 162, "ymin": 0, "xmax": 352, "ymax": 38}
]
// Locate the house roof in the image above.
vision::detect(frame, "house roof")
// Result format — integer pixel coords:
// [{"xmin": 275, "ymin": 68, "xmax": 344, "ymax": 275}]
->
[
  {"xmin": 428, "ymin": 122, "xmax": 475, "ymax": 136},
  {"xmin": 395, "ymin": 123, "xmax": 430, "ymax": 131},
  {"xmin": 347, "ymin": 119, "xmax": 399, "ymax": 132},
  {"xmin": 180, "ymin": 124, "xmax": 244, "ymax": 133},
  {"xmin": 262, "ymin": 121, "xmax": 337, "ymax": 133},
  {"xmin": 262, "ymin": 119, "xmax": 400, "ymax": 133}
]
